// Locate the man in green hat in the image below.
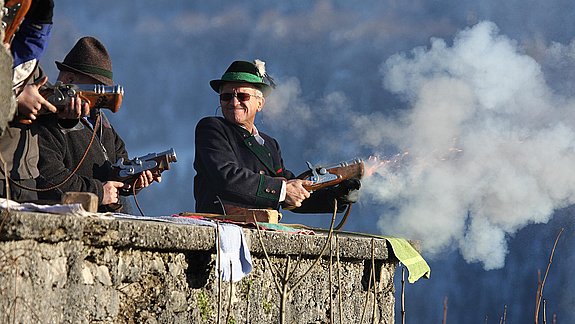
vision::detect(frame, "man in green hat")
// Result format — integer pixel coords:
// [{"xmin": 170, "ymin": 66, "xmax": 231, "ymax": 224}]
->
[
  {"xmin": 194, "ymin": 60, "xmax": 359, "ymax": 215},
  {"xmin": 35, "ymin": 36, "xmax": 160, "ymax": 212}
]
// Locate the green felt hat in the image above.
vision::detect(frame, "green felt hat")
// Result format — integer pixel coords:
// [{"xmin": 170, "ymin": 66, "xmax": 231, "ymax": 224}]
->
[{"xmin": 210, "ymin": 60, "xmax": 274, "ymax": 96}]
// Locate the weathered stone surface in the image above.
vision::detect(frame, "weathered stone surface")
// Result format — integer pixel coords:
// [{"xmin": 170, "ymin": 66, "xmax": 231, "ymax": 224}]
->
[
  {"xmin": 0, "ymin": 0, "xmax": 17, "ymax": 136},
  {"xmin": 0, "ymin": 210, "xmax": 398, "ymax": 323}
]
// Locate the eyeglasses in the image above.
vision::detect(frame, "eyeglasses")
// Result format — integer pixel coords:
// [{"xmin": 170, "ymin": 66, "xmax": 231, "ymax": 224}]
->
[{"xmin": 219, "ymin": 92, "xmax": 260, "ymax": 102}]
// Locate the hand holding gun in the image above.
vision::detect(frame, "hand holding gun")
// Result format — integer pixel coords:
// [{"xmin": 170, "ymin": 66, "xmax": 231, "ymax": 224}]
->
[
  {"xmin": 19, "ymin": 81, "xmax": 124, "ymax": 123},
  {"xmin": 41, "ymin": 81, "xmax": 124, "ymax": 113},
  {"xmin": 283, "ymin": 158, "xmax": 363, "ymax": 211},
  {"xmin": 111, "ymin": 148, "xmax": 177, "ymax": 195},
  {"xmin": 16, "ymin": 76, "xmax": 57, "ymax": 121}
]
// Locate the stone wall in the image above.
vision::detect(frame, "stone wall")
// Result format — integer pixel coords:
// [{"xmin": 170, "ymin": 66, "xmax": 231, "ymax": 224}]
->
[
  {"xmin": 0, "ymin": 211, "xmax": 398, "ymax": 323},
  {"xmin": 0, "ymin": 0, "xmax": 17, "ymax": 135}
]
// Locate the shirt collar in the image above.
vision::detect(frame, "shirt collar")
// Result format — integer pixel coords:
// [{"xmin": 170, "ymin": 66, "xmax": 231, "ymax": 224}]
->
[{"xmin": 250, "ymin": 124, "xmax": 265, "ymax": 145}]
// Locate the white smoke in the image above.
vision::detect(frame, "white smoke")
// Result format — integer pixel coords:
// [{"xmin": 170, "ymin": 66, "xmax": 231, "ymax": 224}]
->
[{"xmin": 359, "ymin": 21, "xmax": 575, "ymax": 270}]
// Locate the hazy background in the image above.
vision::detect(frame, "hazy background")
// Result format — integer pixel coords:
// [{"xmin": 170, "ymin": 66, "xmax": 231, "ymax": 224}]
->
[{"xmin": 40, "ymin": 1, "xmax": 575, "ymax": 322}]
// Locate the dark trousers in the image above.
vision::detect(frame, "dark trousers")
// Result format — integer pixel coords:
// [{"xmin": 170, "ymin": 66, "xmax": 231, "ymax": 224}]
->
[{"xmin": 0, "ymin": 179, "xmax": 38, "ymax": 202}]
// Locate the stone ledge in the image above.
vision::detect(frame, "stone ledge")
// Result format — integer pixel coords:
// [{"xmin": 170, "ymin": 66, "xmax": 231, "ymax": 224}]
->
[
  {"xmin": 0, "ymin": 210, "xmax": 398, "ymax": 323},
  {"xmin": 0, "ymin": 210, "xmax": 391, "ymax": 260}
]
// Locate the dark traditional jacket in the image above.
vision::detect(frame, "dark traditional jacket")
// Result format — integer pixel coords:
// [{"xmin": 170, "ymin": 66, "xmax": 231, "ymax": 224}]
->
[
  {"xmin": 194, "ymin": 117, "xmax": 292, "ymax": 213},
  {"xmin": 0, "ymin": 123, "xmax": 39, "ymax": 181},
  {"xmin": 36, "ymin": 112, "xmax": 129, "ymax": 211},
  {"xmin": 193, "ymin": 116, "xmax": 350, "ymax": 214}
]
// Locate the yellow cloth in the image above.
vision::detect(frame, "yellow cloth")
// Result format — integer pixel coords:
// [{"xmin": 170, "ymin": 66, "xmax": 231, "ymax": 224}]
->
[
  {"xmin": 384, "ymin": 236, "xmax": 431, "ymax": 283},
  {"xmin": 260, "ymin": 222, "xmax": 431, "ymax": 283}
]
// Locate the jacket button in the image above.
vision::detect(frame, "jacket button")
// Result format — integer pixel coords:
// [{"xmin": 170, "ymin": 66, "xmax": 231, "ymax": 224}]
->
[
  {"xmin": 265, "ymin": 188, "xmax": 270, "ymax": 193},
  {"xmin": 259, "ymin": 170, "xmax": 265, "ymax": 174},
  {"xmin": 271, "ymin": 190, "xmax": 276, "ymax": 194}
]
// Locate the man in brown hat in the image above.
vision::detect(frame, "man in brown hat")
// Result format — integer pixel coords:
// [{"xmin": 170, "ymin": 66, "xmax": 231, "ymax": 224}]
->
[
  {"xmin": 194, "ymin": 60, "xmax": 359, "ymax": 215},
  {"xmin": 35, "ymin": 36, "xmax": 160, "ymax": 212}
]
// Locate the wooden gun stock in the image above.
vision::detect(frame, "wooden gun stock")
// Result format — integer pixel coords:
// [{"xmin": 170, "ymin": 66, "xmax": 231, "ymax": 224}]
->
[
  {"xmin": 2, "ymin": 0, "xmax": 32, "ymax": 44},
  {"xmin": 297, "ymin": 158, "xmax": 364, "ymax": 192}
]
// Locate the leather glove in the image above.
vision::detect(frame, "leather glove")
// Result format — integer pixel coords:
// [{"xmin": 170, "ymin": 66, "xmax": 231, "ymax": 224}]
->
[{"xmin": 27, "ymin": 0, "xmax": 55, "ymax": 24}]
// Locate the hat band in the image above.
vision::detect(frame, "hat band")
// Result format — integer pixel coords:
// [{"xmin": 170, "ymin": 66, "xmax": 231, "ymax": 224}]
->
[
  {"xmin": 67, "ymin": 63, "xmax": 113, "ymax": 79},
  {"xmin": 221, "ymin": 72, "xmax": 262, "ymax": 84}
]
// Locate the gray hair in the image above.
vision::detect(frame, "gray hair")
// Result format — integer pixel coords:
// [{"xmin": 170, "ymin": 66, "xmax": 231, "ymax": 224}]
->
[{"xmin": 219, "ymin": 84, "xmax": 264, "ymax": 98}]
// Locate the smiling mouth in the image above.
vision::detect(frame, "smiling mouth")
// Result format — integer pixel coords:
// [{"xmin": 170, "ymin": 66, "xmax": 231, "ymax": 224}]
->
[{"xmin": 226, "ymin": 107, "xmax": 246, "ymax": 112}]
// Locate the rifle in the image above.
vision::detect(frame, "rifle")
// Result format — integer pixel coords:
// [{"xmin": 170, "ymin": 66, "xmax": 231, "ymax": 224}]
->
[
  {"xmin": 19, "ymin": 81, "xmax": 125, "ymax": 124},
  {"xmin": 41, "ymin": 81, "xmax": 124, "ymax": 113},
  {"xmin": 297, "ymin": 158, "xmax": 364, "ymax": 192},
  {"xmin": 111, "ymin": 148, "xmax": 177, "ymax": 193},
  {"xmin": 2, "ymin": 0, "xmax": 32, "ymax": 44},
  {"xmin": 20, "ymin": 81, "xmax": 124, "ymax": 125}
]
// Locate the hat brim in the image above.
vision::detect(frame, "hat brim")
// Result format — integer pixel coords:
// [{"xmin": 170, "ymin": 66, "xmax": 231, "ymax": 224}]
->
[
  {"xmin": 56, "ymin": 61, "xmax": 114, "ymax": 86},
  {"xmin": 210, "ymin": 79, "xmax": 271, "ymax": 97}
]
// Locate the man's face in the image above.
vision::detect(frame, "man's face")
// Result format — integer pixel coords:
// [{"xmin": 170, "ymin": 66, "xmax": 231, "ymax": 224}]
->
[
  {"xmin": 219, "ymin": 83, "xmax": 264, "ymax": 131},
  {"xmin": 56, "ymin": 71, "xmax": 102, "ymax": 118},
  {"xmin": 57, "ymin": 71, "xmax": 101, "ymax": 84}
]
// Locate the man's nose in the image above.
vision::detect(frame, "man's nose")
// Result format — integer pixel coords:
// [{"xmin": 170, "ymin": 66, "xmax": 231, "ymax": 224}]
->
[{"xmin": 230, "ymin": 96, "xmax": 242, "ymax": 105}]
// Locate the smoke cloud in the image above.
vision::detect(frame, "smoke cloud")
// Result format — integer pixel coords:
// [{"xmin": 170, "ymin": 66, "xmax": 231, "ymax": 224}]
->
[
  {"xmin": 355, "ymin": 21, "xmax": 575, "ymax": 270},
  {"xmin": 258, "ymin": 20, "xmax": 575, "ymax": 270}
]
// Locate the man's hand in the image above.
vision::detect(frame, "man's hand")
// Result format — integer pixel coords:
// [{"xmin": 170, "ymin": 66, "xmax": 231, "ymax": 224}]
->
[
  {"xmin": 284, "ymin": 179, "xmax": 313, "ymax": 208},
  {"xmin": 57, "ymin": 95, "xmax": 90, "ymax": 119},
  {"xmin": 102, "ymin": 181, "xmax": 125, "ymax": 205},
  {"xmin": 16, "ymin": 76, "xmax": 57, "ymax": 120},
  {"xmin": 133, "ymin": 170, "xmax": 162, "ymax": 190}
]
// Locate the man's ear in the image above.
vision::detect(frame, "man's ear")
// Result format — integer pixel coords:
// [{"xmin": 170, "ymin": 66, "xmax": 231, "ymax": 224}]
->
[{"xmin": 259, "ymin": 97, "xmax": 265, "ymax": 110}]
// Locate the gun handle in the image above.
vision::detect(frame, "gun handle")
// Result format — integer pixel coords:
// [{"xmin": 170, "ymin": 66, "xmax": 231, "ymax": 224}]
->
[
  {"xmin": 302, "ymin": 178, "xmax": 343, "ymax": 192},
  {"xmin": 78, "ymin": 92, "xmax": 123, "ymax": 113}
]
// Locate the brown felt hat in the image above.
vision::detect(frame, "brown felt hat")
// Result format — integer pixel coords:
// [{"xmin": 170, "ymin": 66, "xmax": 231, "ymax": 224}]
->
[{"xmin": 55, "ymin": 36, "xmax": 114, "ymax": 86}]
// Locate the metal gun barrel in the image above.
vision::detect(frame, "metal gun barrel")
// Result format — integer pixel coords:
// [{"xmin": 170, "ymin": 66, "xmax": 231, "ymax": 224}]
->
[
  {"xmin": 137, "ymin": 148, "xmax": 177, "ymax": 163},
  {"xmin": 318, "ymin": 158, "xmax": 363, "ymax": 171},
  {"xmin": 75, "ymin": 84, "xmax": 124, "ymax": 95}
]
